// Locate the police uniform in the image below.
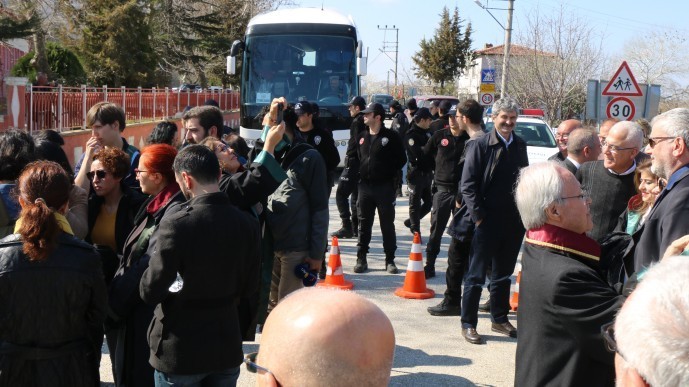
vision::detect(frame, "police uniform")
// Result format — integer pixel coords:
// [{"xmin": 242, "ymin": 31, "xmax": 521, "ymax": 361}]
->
[
  {"xmin": 347, "ymin": 103, "xmax": 406, "ymax": 273},
  {"xmin": 334, "ymin": 110, "xmax": 366, "ymax": 238},
  {"xmin": 404, "ymin": 121, "xmax": 433, "ymax": 235}
]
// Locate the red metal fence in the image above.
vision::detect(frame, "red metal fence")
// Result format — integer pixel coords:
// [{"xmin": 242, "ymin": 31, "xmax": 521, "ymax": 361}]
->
[{"xmin": 27, "ymin": 86, "xmax": 239, "ymax": 132}]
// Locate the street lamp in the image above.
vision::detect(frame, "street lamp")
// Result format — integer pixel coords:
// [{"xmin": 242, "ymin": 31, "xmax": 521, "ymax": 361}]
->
[{"xmin": 474, "ymin": 0, "xmax": 514, "ymax": 97}]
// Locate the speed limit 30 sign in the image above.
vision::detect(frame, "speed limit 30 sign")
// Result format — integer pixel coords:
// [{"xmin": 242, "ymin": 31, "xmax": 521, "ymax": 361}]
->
[{"xmin": 606, "ymin": 97, "xmax": 636, "ymax": 120}]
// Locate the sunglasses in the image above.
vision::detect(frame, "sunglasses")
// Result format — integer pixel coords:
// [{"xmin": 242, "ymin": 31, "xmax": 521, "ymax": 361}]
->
[
  {"xmin": 648, "ymin": 136, "xmax": 675, "ymax": 148},
  {"xmin": 244, "ymin": 352, "xmax": 281, "ymax": 385},
  {"xmin": 86, "ymin": 170, "xmax": 107, "ymax": 180}
]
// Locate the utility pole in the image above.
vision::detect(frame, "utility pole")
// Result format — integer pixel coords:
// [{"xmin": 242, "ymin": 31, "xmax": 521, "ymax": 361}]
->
[
  {"xmin": 501, "ymin": 0, "xmax": 514, "ymax": 97},
  {"xmin": 377, "ymin": 25, "xmax": 399, "ymax": 87}
]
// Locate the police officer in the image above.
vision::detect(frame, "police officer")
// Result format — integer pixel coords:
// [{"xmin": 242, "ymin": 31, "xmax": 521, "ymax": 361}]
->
[
  {"xmin": 429, "ymin": 100, "xmax": 453, "ymax": 134},
  {"xmin": 295, "ymin": 101, "xmax": 340, "ymax": 188},
  {"xmin": 404, "ymin": 107, "xmax": 434, "ymax": 238},
  {"xmin": 422, "ymin": 100, "xmax": 482, "ymax": 285},
  {"xmin": 332, "ymin": 96, "xmax": 367, "ymax": 239},
  {"xmin": 347, "ymin": 102, "xmax": 407, "ymax": 274}
]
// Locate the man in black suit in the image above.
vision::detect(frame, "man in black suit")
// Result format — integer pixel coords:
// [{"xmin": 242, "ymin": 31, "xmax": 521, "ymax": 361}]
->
[
  {"xmin": 514, "ymin": 162, "xmax": 622, "ymax": 386},
  {"xmin": 562, "ymin": 128, "xmax": 601, "ymax": 174},
  {"xmin": 548, "ymin": 119, "xmax": 582, "ymax": 162},
  {"xmin": 140, "ymin": 145, "xmax": 260, "ymax": 386},
  {"xmin": 633, "ymin": 108, "xmax": 689, "ymax": 272}
]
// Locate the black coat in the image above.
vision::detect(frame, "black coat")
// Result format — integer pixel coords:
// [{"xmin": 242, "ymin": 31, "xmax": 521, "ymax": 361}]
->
[
  {"xmin": 515, "ymin": 228, "xmax": 623, "ymax": 386},
  {"xmin": 107, "ymin": 188, "xmax": 185, "ymax": 387},
  {"xmin": 632, "ymin": 165, "xmax": 689, "ymax": 271},
  {"xmin": 347, "ymin": 126, "xmax": 407, "ymax": 183},
  {"xmin": 0, "ymin": 233, "xmax": 107, "ymax": 386},
  {"xmin": 422, "ymin": 128, "xmax": 469, "ymax": 189},
  {"xmin": 139, "ymin": 192, "xmax": 261, "ymax": 374},
  {"xmin": 404, "ymin": 123, "xmax": 433, "ymax": 181}
]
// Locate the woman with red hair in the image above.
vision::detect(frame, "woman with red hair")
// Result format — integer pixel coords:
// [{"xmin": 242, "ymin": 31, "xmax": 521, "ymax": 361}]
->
[
  {"xmin": 0, "ymin": 161, "xmax": 107, "ymax": 385},
  {"xmin": 107, "ymin": 143, "xmax": 184, "ymax": 387}
]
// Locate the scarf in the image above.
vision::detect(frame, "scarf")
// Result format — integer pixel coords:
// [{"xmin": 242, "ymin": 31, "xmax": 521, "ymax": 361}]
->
[
  {"xmin": 14, "ymin": 212, "xmax": 74, "ymax": 235},
  {"xmin": 146, "ymin": 182, "xmax": 181, "ymax": 215}
]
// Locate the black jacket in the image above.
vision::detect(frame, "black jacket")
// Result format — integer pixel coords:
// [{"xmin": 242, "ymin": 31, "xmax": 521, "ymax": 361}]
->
[
  {"xmin": 429, "ymin": 116, "xmax": 450, "ymax": 134},
  {"xmin": 300, "ymin": 125, "xmax": 340, "ymax": 187},
  {"xmin": 108, "ymin": 188, "xmax": 185, "ymax": 387},
  {"xmin": 0, "ymin": 233, "xmax": 107, "ymax": 386},
  {"xmin": 404, "ymin": 123, "xmax": 433, "ymax": 184},
  {"xmin": 347, "ymin": 126, "xmax": 407, "ymax": 183},
  {"xmin": 422, "ymin": 128, "xmax": 469, "ymax": 189},
  {"xmin": 341, "ymin": 113, "xmax": 367, "ymax": 182},
  {"xmin": 391, "ymin": 111, "xmax": 409, "ymax": 138},
  {"xmin": 139, "ymin": 192, "xmax": 261, "ymax": 374}
]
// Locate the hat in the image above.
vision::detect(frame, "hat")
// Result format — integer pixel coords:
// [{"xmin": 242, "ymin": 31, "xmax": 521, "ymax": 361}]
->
[
  {"xmin": 439, "ymin": 100, "xmax": 453, "ymax": 114},
  {"xmin": 407, "ymin": 98, "xmax": 417, "ymax": 110},
  {"xmin": 390, "ymin": 100, "xmax": 402, "ymax": 110},
  {"xmin": 361, "ymin": 102, "xmax": 386, "ymax": 118},
  {"xmin": 415, "ymin": 107, "xmax": 433, "ymax": 120},
  {"xmin": 294, "ymin": 101, "xmax": 314, "ymax": 115},
  {"xmin": 348, "ymin": 96, "xmax": 366, "ymax": 110}
]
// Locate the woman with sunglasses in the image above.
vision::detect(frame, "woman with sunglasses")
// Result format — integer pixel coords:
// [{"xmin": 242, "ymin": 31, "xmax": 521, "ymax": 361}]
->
[
  {"xmin": 107, "ymin": 144, "xmax": 183, "ymax": 387},
  {"xmin": 86, "ymin": 147, "xmax": 145, "ymax": 285},
  {"xmin": 0, "ymin": 161, "xmax": 107, "ymax": 385},
  {"xmin": 616, "ymin": 159, "xmax": 662, "ymax": 235},
  {"xmin": 200, "ymin": 137, "xmax": 244, "ymax": 176}
]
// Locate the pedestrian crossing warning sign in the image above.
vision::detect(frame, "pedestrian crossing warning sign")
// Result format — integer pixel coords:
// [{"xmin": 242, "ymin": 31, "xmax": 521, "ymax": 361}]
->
[{"xmin": 602, "ymin": 61, "xmax": 643, "ymax": 97}]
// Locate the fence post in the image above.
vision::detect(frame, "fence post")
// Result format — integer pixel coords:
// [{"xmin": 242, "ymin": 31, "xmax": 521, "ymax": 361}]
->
[
  {"xmin": 57, "ymin": 84, "xmax": 63, "ymax": 132},
  {"xmin": 152, "ymin": 87, "xmax": 156, "ymax": 121},
  {"xmin": 138, "ymin": 86, "xmax": 142, "ymax": 122},
  {"xmin": 29, "ymin": 84, "xmax": 33, "ymax": 132},
  {"xmin": 165, "ymin": 87, "xmax": 169, "ymax": 118},
  {"xmin": 82, "ymin": 85, "xmax": 87, "ymax": 130},
  {"xmin": 121, "ymin": 86, "xmax": 126, "ymax": 113},
  {"xmin": 103, "ymin": 85, "xmax": 108, "ymax": 102}
]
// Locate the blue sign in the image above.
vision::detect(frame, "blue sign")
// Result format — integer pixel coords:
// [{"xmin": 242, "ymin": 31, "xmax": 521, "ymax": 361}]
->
[{"xmin": 481, "ymin": 69, "xmax": 496, "ymax": 84}]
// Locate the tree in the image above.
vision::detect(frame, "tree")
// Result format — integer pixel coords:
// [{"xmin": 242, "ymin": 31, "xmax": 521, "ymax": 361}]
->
[
  {"xmin": 412, "ymin": 6, "xmax": 473, "ymax": 93},
  {"xmin": 11, "ymin": 42, "xmax": 86, "ymax": 85},
  {"xmin": 0, "ymin": 10, "xmax": 38, "ymax": 41},
  {"xmin": 507, "ymin": 6, "xmax": 604, "ymax": 124}
]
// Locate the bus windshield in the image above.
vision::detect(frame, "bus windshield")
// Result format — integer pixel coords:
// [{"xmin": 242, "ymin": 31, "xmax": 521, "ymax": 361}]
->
[{"xmin": 243, "ymin": 34, "xmax": 358, "ymax": 108}]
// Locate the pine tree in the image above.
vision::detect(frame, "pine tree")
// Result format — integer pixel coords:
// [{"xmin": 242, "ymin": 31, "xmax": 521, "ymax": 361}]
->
[{"xmin": 412, "ymin": 6, "xmax": 473, "ymax": 93}]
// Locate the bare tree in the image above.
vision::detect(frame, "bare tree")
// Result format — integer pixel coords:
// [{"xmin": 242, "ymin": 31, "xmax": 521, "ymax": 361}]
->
[{"xmin": 507, "ymin": 5, "xmax": 604, "ymax": 124}]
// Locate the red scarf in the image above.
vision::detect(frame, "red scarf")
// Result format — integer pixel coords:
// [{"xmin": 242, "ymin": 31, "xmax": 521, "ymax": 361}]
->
[
  {"xmin": 146, "ymin": 182, "xmax": 181, "ymax": 215},
  {"xmin": 525, "ymin": 224, "xmax": 600, "ymax": 264}
]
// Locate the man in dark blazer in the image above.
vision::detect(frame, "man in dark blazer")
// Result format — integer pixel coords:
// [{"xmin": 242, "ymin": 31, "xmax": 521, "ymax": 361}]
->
[
  {"xmin": 633, "ymin": 108, "xmax": 689, "ymax": 272},
  {"xmin": 460, "ymin": 97, "xmax": 529, "ymax": 344},
  {"xmin": 562, "ymin": 128, "xmax": 601, "ymax": 175},
  {"xmin": 140, "ymin": 145, "xmax": 260, "ymax": 385},
  {"xmin": 514, "ymin": 162, "xmax": 623, "ymax": 386}
]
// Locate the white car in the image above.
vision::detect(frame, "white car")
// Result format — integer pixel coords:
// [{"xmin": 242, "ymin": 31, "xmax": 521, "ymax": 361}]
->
[{"xmin": 484, "ymin": 115, "xmax": 558, "ymax": 164}]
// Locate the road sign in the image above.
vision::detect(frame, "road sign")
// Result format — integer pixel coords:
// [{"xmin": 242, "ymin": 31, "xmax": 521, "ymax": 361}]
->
[
  {"xmin": 480, "ymin": 83, "xmax": 496, "ymax": 92},
  {"xmin": 480, "ymin": 92, "xmax": 494, "ymax": 106},
  {"xmin": 606, "ymin": 97, "xmax": 636, "ymax": 120},
  {"xmin": 602, "ymin": 61, "xmax": 643, "ymax": 97},
  {"xmin": 481, "ymin": 69, "xmax": 496, "ymax": 83}
]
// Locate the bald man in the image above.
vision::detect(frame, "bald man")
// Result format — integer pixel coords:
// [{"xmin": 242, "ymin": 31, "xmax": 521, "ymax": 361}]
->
[
  {"xmin": 548, "ymin": 119, "xmax": 582, "ymax": 161},
  {"xmin": 255, "ymin": 288, "xmax": 396, "ymax": 387}
]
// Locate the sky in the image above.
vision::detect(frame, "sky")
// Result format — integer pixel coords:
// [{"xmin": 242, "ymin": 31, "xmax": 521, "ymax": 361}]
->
[{"xmin": 290, "ymin": 0, "xmax": 689, "ymax": 84}]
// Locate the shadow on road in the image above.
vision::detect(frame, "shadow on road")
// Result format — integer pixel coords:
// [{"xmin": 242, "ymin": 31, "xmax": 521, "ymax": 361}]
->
[
  {"xmin": 393, "ymin": 344, "xmax": 471, "ymax": 368},
  {"xmin": 390, "ymin": 371, "xmax": 477, "ymax": 386}
]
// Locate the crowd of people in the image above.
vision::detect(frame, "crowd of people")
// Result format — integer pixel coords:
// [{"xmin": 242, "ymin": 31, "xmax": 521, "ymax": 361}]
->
[{"xmin": 1, "ymin": 94, "xmax": 689, "ymax": 386}]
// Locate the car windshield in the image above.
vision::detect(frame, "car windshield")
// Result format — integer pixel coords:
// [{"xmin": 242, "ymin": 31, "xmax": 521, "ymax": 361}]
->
[
  {"xmin": 485, "ymin": 121, "xmax": 557, "ymax": 148},
  {"xmin": 373, "ymin": 95, "xmax": 393, "ymax": 105}
]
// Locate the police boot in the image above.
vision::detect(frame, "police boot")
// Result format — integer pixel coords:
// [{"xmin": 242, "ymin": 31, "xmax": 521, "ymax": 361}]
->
[
  {"xmin": 318, "ymin": 257, "xmax": 327, "ymax": 280},
  {"xmin": 353, "ymin": 252, "xmax": 368, "ymax": 273},
  {"xmin": 385, "ymin": 254, "xmax": 399, "ymax": 274},
  {"xmin": 424, "ymin": 254, "xmax": 437, "ymax": 279},
  {"xmin": 351, "ymin": 215, "xmax": 359, "ymax": 237},
  {"xmin": 331, "ymin": 219, "xmax": 353, "ymax": 239}
]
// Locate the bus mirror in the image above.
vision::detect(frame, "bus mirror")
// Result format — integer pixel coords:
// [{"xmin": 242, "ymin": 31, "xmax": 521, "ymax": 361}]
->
[
  {"xmin": 357, "ymin": 57, "xmax": 367, "ymax": 76},
  {"xmin": 227, "ymin": 56, "xmax": 236, "ymax": 75},
  {"xmin": 356, "ymin": 40, "xmax": 363, "ymax": 58},
  {"xmin": 229, "ymin": 40, "xmax": 244, "ymax": 57}
]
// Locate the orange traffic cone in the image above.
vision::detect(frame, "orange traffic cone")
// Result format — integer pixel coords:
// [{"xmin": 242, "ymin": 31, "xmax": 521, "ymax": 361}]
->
[
  {"xmin": 510, "ymin": 270, "xmax": 521, "ymax": 312},
  {"xmin": 395, "ymin": 232, "xmax": 435, "ymax": 299},
  {"xmin": 317, "ymin": 237, "xmax": 354, "ymax": 290}
]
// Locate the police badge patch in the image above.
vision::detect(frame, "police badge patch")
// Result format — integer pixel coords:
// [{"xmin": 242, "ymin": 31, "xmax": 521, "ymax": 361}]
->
[
  {"xmin": 408, "ymin": 138, "xmax": 415, "ymax": 146},
  {"xmin": 359, "ymin": 138, "xmax": 365, "ymax": 145},
  {"xmin": 381, "ymin": 137, "xmax": 389, "ymax": 146},
  {"xmin": 441, "ymin": 138, "xmax": 449, "ymax": 146},
  {"xmin": 314, "ymin": 135, "xmax": 322, "ymax": 145}
]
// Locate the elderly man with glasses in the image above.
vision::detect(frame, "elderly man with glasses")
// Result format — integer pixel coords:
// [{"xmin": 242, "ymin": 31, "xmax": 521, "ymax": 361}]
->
[
  {"xmin": 514, "ymin": 162, "xmax": 623, "ymax": 386},
  {"xmin": 632, "ymin": 108, "xmax": 689, "ymax": 273},
  {"xmin": 576, "ymin": 121, "xmax": 644, "ymax": 242}
]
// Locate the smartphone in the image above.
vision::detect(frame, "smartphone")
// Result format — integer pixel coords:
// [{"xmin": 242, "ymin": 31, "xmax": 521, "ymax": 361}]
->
[{"xmin": 276, "ymin": 103, "xmax": 284, "ymax": 124}]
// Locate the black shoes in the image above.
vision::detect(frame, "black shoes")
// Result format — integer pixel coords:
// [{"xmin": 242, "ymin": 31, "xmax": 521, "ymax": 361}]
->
[
  {"xmin": 478, "ymin": 298, "xmax": 491, "ymax": 312},
  {"xmin": 353, "ymin": 260, "xmax": 368, "ymax": 273},
  {"xmin": 318, "ymin": 262, "xmax": 327, "ymax": 280},
  {"xmin": 491, "ymin": 321, "xmax": 517, "ymax": 338},
  {"xmin": 331, "ymin": 226, "xmax": 353, "ymax": 239},
  {"xmin": 424, "ymin": 265, "xmax": 435, "ymax": 279},
  {"xmin": 427, "ymin": 299, "xmax": 460, "ymax": 316},
  {"xmin": 386, "ymin": 262, "xmax": 399, "ymax": 274},
  {"xmin": 462, "ymin": 327, "xmax": 483, "ymax": 344}
]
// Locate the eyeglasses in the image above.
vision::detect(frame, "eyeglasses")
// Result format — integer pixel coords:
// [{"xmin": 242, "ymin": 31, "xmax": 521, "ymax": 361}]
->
[
  {"xmin": 86, "ymin": 170, "xmax": 107, "ymax": 180},
  {"xmin": 244, "ymin": 352, "xmax": 281, "ymax": 385},
  {"xmin": 216, "ymin": 143, "xmax": 228, "ymax": 153},
  {"xmin": 555, "ymin": 133, "xmax": 570, "ymax": 139},
  {"xmin": 601, "ymin": 321, "xmax": 618, "ymax": 353},
  {"xmin": 648, "ymin": 136, "xmax": 675, "ymax": 148},
  {"xmin": 558, "ymin": 193, "xmax": 589, "ymax": 202},
  {"xmin": 134, "ymin": 168, "xmax": 148, "ymax": 175},
  {"xmin": 601, "ymin": 140, "xmax": 637, "ymax": 154}
]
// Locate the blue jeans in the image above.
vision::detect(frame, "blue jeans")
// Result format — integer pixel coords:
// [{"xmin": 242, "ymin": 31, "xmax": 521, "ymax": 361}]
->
[{"xmin": 154, "ymin": 367, "xmax": 240, "ymax": 387}]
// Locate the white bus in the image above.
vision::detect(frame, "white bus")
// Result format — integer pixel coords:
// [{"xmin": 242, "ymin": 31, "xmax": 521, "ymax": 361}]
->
[{"xmin": 227, "ymin": 7, "xmax": 367, "ymax": 166}]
